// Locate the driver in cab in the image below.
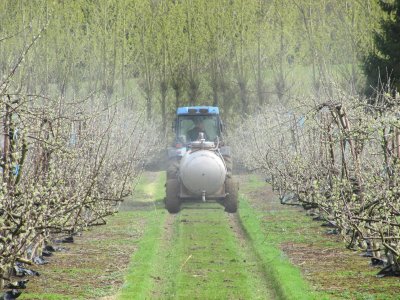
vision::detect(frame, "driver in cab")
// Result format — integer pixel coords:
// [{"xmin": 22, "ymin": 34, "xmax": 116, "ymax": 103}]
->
[{"xmin": 187, "ymin": 119, "xmax": 208, "ymax": 141}]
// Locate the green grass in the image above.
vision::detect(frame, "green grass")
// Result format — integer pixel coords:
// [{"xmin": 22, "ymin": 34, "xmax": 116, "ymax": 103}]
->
[
  {"xmin": 119, "ymin": 200, "xmax": 272, "ymax": 299},
  {"xmin": 241, "ymin": 174, "xmax": 267, "ymax": 192},
  {"xmin": 118, "ymin": 172, "xmax": 279, "ymax": 299},
  {"xmin": 238, "ymin": 175, "xmax": 400, "ymax": 300},
  {"xmin": 117, "ymin": 211, "xmax": 167, "ymax": 299},
  {"xmin": 119, "ymin": 172, "xmax": 331, "ymax": 299},
  {"xmin": 117, "ymin": 172, "xmax": 167, "ymax": 299},
  {"xmin": 26, "ymin": 171, "xmax": 395, "ymax": 300},
  {"xmin": 150, "ymin": 202, "xmax": 275, "ymax": 299},
  {"xmin": 238, "ymin": 195, "xmax": 327, "ymax": 300}
]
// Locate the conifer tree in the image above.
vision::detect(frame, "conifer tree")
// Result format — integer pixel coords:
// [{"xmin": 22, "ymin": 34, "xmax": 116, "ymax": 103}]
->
[{"xmin": 365, "ymin": 0, "xmax": 400, "ymax": 95}]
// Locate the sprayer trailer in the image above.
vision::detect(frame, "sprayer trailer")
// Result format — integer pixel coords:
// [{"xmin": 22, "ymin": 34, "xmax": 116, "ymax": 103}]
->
[{"xmin": 165, "ymin": 106, "xmax": 238, "ymax": 213}]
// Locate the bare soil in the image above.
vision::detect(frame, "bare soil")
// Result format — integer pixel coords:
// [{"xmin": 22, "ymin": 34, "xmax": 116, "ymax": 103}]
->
[
  {"xmin": 17, "ymin": 172, "xmax": 162, "ymax": 300},
  {"xmin": 18, "ymin": 216, "xmax": 145, "ymax": 299}
]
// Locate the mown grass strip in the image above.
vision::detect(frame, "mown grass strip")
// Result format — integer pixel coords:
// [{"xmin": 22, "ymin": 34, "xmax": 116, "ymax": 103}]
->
[
  {"xmin": 147, "ymin": 199, "xmax": 277, "ymax": 299},
  {"xmin": 123, "ymin": 173, "xmax": 270, "ymax": 299},
  {"xmin": 171, "ymin": 205, "xmax": 254, "ymax": 299},
  {"xmin": 117, "ymin": 172, "xmax": 167, "ymax": 300},
  {"xmin": 238, "ymin": 195, "xmax": 327, "ymax": 300}
]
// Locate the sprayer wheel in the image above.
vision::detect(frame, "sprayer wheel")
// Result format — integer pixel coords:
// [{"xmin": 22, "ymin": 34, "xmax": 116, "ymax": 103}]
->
[
  {"xmin": 165, "ymin": 179, "xmax": 181, "ymax": 213},
  {"xmin": 167, "ymin": 158, "xmax": 180, "ymax": 179},
  {"xmin": 224, "ymin": 178, "xmax": 238, "ymax": 213}
]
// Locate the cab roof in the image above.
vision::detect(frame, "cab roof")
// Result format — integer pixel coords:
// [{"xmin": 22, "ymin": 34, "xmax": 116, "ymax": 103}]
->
[{"xmin": 177, "ymin": 106, "xmax": 219, "ymax": 115}]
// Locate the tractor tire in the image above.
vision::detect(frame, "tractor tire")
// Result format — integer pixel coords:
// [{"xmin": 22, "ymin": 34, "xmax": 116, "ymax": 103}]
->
[
  {"xmin": 167, "ymin": 158, "xmax": 180, "ymax": 180},
  {"xmin": 224, "ymin": 178, "xmax": 238, "ymax": 213},
  {"xmin": 165, "ymin": 179, "xmax": 181, "ymax": 213},
  {"xmin": 223, "ymin": 155, "xmax": 233, "ymax": 178}
]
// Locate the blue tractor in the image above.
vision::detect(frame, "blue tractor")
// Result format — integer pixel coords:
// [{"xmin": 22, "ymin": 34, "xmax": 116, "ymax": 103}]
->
[{"xmin": 166, "ymin": 106, "xmax": 238, "ymax": 213}]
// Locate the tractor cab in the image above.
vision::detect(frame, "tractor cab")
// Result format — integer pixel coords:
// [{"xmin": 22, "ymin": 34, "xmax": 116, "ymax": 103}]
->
[{"xmin": 174, "ymin": 106, "xmax": 222, "ymax": 145}]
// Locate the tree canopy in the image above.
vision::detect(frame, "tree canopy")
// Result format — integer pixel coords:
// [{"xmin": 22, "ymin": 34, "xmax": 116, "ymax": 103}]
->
[
  {"xmin": 0, "ymin": 0, "xmax": 383, "ymax": 124},
  {"xmin": 365, "ymin": 0, "xmax": 400, "ymax": 95}
]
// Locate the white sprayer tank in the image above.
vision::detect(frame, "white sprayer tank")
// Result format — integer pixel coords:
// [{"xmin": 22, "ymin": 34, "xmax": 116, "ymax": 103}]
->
[{"xmin": 180, "ymin": 149, "xmax": 226, "ymax": 196}]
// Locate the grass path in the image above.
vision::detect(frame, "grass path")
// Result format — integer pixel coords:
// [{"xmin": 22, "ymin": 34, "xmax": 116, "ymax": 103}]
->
[
  {"xmin": 117, "ymin": 173, "xmax": 317, "ymax": 299},
  {"xmin": 148, "ymin": 202, "xmax": 277, "ymax": 299},
  {"xmin": 117, "ymin": 172, "xmax": 167, "ymax": 299},
  {"xmin": 118, "ymin": 199, "xmax": 278, "ymax": 299}
]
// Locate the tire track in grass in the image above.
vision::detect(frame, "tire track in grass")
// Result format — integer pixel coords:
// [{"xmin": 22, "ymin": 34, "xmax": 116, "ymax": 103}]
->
[
  {"xmin": 228, "ymin": 214, "xmax": 278, "ymax": 300},
  {"xmin": 237, "ymin": 195, "xmax": 323, "ymax": 300},
  {"xmin": 150, "ymin": 201, "xmax": 277, "ymax": 299}
]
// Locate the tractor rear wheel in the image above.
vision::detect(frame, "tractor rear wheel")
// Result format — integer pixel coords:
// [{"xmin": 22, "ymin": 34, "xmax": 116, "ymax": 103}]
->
[
  {"xmin": 167, "ymin": 158, "xmax": 179, "ymax": 179},
  {"xmin": 224, "ymin": 178, "xmax": 238, "ymax": 213},
  {"xmin": 223, "ymin": 155, "xmax": 233, "ymax": 178},
  {"xmin": 165, "ymin": 179, "xmax": 181, "ymax": 213}
]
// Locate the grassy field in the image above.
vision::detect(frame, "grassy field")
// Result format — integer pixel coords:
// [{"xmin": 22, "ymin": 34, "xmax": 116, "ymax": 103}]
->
[
  {"xmin": 118, "ymin": 194, "xmax": 278, "ymax": 299},
  {"xmin": 145, "ymin": 202, "xmax": 275, "ymax": 299},
  {"xmin": 239, "ymin": 175, "xmax": 400, "ymax": 300},
  {"xmin": 238, "ymin": 197, "xmax": 322, "ymax": 300},
  {"xmin": 117, "ymin": 173, "xmax": 319, "ymax": 300},
  {"xmin": 18, "ymin": 172, "xmax": 400, "ymax": 300}
]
